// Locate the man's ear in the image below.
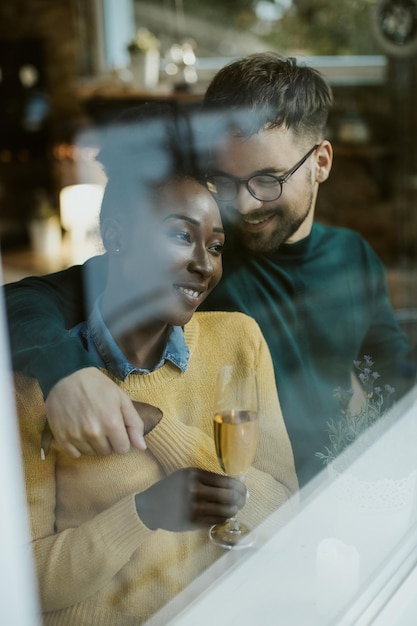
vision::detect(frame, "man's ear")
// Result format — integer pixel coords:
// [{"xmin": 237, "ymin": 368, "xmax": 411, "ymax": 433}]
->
[
  {"xmin": 315, "ymin": 140, "xmax": 333, "ymax": 183},
  {"xmin": 101, "ymin": 218, "xmax": 124, "ymax": 255}
]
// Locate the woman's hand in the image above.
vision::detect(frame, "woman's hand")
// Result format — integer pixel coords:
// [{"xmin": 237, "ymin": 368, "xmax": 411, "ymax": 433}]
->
[
  {"xmin": 131, "ymin": 400, "xmax": 163, "ymax": 435},
  {"xmin": 135, "ymin": 468, "xmax": 247, "ymax": 532},
  {"xmin": 45, "ymin": 368, "xmax": 147, "ymax": 457}
]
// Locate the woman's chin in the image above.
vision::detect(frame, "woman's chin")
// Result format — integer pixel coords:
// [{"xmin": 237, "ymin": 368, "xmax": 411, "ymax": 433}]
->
[{"xmin": 164, "ymin": 310, "xmax": 195, "ymax": 327}]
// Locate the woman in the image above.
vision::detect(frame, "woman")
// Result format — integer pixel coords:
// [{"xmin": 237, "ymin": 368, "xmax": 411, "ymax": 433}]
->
[{"xmin": 15, "ymin": 107, "xmax": 297, "ymax": 625}]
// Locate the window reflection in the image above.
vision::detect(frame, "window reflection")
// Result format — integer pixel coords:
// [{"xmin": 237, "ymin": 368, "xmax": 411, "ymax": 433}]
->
[{"xmin": 1, "ymin": 1, "xmax": 417, "ymax": 624}]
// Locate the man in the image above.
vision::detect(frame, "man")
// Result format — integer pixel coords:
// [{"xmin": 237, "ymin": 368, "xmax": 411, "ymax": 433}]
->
[{"xmin": 4, "ymin": 53, "xmax": 413, "ymax": 486}]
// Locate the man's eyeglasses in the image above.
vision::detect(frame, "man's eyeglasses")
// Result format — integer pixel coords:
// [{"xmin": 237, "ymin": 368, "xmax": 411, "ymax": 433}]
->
[{"xmin": 205, "ymin": 144, "xmax": 319, "ymax": 203}]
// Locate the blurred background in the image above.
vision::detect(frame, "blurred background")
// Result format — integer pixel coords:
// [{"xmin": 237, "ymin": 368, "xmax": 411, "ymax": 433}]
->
[{"xmin": 0, "ymin": 0, "xmax": 416, "ymax": 333}]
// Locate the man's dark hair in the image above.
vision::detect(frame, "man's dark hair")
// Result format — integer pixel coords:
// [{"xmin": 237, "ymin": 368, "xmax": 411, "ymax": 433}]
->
[{"xmin": 203, "ymin": 52, "xmax": 334, "ymax": 141}]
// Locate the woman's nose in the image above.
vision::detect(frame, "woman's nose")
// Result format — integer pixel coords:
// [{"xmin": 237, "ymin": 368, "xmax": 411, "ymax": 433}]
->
[{"xmin": 188, "ymin": 246, "xmax": 213, "ymax": 276}]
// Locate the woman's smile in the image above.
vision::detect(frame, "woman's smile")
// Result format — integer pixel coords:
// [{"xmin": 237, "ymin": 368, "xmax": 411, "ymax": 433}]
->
[{"xmin": 174, "ymin": 283, "xmax": 205, "ymax": 300}]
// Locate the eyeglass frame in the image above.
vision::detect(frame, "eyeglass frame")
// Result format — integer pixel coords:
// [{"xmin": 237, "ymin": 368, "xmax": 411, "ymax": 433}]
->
[{"xmin": 205, "ymin": 143, "xmax": 319, "ymax": 203}]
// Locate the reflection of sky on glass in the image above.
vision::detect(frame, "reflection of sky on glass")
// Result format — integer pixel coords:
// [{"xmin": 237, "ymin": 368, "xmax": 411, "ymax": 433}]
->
[
  {"xmin": 74, "ymin": 115, "xmax": 191, "ymax": 337},
  {"xmin": 255, "ymin": 0, "xmax": 292, "ymax": 22},
  {"xmin": 145, "ymin": 385, "xmax": 417, "ymax": 626}
]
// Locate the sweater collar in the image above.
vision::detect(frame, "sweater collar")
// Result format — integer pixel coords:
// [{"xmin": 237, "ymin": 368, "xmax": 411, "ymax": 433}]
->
[
  {"xmin": 272, "ymin": 226, "xmax": 317, "ymax": 260},
  {"xmin": 71, "ymin": 297, "xmax": 190, "ymax": 380}
]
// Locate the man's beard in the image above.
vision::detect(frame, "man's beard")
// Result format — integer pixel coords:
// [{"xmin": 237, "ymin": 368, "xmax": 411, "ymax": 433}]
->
[{"xmin": 236, "ymin": 189, "xmax": 315, "ymax": 254}]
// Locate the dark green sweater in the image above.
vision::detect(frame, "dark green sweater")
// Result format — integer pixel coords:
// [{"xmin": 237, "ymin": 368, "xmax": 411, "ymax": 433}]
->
[
  {"xmin": 202, "ymin": 223, "xmax": 414, "ymax": 484},
  {"xmin": 4, "ymin": 223, "xmax": 413, "ymax": 486}
]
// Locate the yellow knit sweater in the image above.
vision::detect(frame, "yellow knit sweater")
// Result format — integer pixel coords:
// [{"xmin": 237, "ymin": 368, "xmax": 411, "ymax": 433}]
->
[{"xmin": 15, "ymin": 311, "xmax": 298, "ymax": 625}]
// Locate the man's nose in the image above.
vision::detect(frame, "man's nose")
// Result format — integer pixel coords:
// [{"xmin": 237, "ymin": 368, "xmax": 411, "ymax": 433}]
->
[{"xmin": 235, "ymin": 184, "xmax": 263, "ymax": 215}]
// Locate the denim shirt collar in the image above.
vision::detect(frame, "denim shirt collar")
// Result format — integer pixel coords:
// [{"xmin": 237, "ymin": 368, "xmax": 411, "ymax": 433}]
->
[{"xmin": 70, "ymin": 297, "xmax": 189, "ymax": 380}]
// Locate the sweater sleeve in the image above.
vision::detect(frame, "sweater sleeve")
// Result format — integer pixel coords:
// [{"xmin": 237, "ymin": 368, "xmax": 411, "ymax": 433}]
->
[
  {"xmin": 145, "ymin": 415, "xmax": 220, "ymax": 474},
  {"xmin": 243, "ymin": 323, "xmax": 299, "ymax": 526},
  {"xmin": 4, "ymin": 255, "xmax": 106, "ymax": 398},
  {"xmin": 146, "ymin": 403, "xmax": 297, "ymax": 530},
  {"xmin": 16, "ymin": 373, "xmax": 153, "ymax": 612},
  {"xmin": 147, "ymin": 317, "xmax": 298, "ymax": 528}
]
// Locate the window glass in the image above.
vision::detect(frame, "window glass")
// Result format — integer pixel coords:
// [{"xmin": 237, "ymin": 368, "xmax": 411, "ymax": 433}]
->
[
  {"xmin": 1, "ymin": 1, "xmax": 417, "ymax": 624},
  {"xmin": 133, "ymin": 0, "xmax": 380, "ymax": 56}
]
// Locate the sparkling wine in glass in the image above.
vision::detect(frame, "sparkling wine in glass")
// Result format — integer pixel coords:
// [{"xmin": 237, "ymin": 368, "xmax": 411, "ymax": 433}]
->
[{"xmin": 209, "ymin": 365, "xmax": 259, "ymax": 549}]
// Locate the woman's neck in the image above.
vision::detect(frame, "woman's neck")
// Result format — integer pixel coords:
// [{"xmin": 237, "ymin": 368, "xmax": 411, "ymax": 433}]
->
[
  {"xmin": 116, "ymin": 323, "xmax": 170, "ymax": 370},
  {"xmin": 101, "ymin": 290, "xmax": 170, "ymax": 370}
]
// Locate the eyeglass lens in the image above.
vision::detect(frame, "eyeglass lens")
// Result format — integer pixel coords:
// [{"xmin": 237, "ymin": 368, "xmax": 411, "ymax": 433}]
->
[
  {"xmin": 207, "ymin": 175, "xmax": 282, "ymax": 202},
  {"xmin": 207, "ymin": 144, "xmax": 318, "ymax": 202}
]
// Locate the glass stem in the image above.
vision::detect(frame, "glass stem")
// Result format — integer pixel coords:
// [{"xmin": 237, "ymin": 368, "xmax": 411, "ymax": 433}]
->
[{"xmin": 228, "ymin": 515, "xmax": 240, "ymax": 532}]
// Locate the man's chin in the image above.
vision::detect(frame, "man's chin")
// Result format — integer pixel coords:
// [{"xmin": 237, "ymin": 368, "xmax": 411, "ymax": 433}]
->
[{"xmin": 240, "ymin": 232, "xmax": 283, "ymax": 254}]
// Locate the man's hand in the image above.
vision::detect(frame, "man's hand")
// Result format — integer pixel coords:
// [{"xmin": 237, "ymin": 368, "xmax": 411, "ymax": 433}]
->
[
  {"xmin": 44, "ymin": 368, "xmax": 146, "ymax": 458},
  {"xmin": 135, "ymin": 468, "xmax": 247, "ymax": 532}
]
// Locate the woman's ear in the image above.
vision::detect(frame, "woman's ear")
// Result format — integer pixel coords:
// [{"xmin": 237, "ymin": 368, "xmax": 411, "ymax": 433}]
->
[
  {"xmin": 315, "ymin": 140, "xmax": 333, "ymax": 183},
  {"xmin": 101, "ymin": 218, "xmax": 124, "ymax": 255}
]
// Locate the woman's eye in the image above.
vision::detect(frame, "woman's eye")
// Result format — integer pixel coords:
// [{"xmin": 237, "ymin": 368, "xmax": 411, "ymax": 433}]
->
[
  {"xmin": 168, "ymin": 230, "xmax": 191, "ymax": 243},
  {"xmin": 209, "ymin": 242, "xmax": 224, "ymax": 255}
]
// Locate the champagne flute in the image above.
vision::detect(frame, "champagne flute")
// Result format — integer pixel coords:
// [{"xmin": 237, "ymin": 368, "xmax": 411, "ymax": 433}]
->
[{"xmin": 209, "ymin": 365, "xmax": 259, "ymax": 549}]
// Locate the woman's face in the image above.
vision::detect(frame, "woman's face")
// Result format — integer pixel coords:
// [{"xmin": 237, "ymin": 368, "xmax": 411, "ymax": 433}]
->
[{"xmin": 122, "ymin": 177, "xmax": 225, "ymax": 328}]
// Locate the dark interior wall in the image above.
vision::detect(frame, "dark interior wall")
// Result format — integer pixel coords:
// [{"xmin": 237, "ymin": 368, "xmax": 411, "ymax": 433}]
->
[
  {"xmin": 316, "ymin": 63, "xmax": 417, "ymax": 266},
  {"xmin": 387, "ymin": 58, "xmax": 417, "ymax": 264},
  {"xmin": 0, "ymin": 0, "xmax": 82, "ymax": 245},
  {"xmin": 316, "ymin": 82, "xmax": 395, "ymax": 262},
  {"xmin": 0, "ymin": 1, "xmax": 81, "ymax": 126}
]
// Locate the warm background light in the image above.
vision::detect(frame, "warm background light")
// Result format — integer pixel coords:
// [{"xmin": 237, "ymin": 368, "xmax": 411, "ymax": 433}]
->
[{"xmin": 59, "ymin": 183, "xmax": 104, "ymax": 262}]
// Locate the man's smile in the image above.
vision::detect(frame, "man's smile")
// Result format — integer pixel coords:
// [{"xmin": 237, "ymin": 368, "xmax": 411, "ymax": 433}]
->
[{"xmin": 241, "ymin": 213, "xmax": 276, "ymax": 226}]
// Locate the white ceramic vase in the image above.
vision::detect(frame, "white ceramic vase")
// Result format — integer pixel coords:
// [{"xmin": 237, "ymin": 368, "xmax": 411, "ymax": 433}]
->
[
  {"xmin": 29, "ymin": 216, "xmax": 61, "ymax": 257},
  {"xmin": 130, "ymin": 50, "xmax": 160, "ymax": 90}
]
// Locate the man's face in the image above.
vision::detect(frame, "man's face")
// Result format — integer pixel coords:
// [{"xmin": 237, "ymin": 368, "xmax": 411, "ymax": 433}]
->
[{"xmin": 213, "ymin": 127, "xmax": 320, "ymax": 253}]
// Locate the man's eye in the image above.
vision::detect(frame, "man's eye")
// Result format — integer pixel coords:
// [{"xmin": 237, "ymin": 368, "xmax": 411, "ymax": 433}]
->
[{"xmin": 254, "ymin": 176, "xmax": 280, "ymax": 186}]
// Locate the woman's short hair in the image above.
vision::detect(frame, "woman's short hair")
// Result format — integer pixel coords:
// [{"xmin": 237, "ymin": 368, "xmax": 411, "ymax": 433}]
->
[{"xmin": 97, "ymin": 103, "xmax": 206, "ymax": 227}]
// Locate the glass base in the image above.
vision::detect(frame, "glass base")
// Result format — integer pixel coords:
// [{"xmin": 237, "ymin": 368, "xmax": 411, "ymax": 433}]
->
[{"xmin": 209, "ymin": 519, "xmax": 256, "ymax": 550}]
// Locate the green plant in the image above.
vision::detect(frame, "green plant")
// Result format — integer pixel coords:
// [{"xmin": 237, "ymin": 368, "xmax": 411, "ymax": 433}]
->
[{"xmin": 316, "ymin": 355, "xmax": 395, "ymax": 466}]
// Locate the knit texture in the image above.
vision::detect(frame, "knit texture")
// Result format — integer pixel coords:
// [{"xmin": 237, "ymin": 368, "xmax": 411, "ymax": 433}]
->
[{"xmin": 16, "ymin": 311, "xmax": 298, "ymax": 625}]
